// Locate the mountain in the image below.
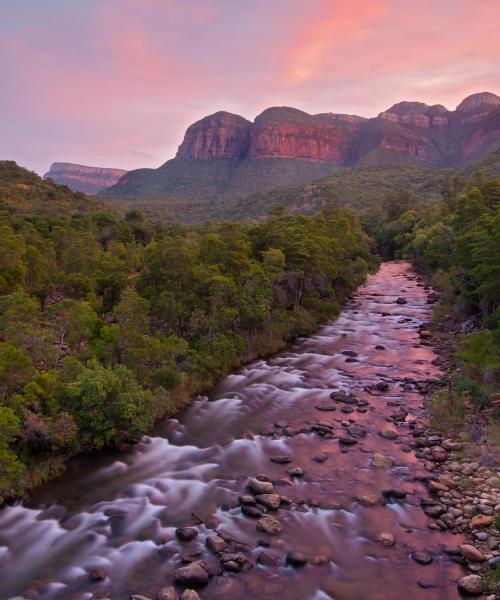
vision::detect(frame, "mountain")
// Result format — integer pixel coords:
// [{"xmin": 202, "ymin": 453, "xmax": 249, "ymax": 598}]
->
[
  {"xmin": 44, "ymin": 162, "xmax": 127, "ymax": 194},
  {"xmin": 102, "ymin": 92, "xmax": 500, "ymax": 204}
]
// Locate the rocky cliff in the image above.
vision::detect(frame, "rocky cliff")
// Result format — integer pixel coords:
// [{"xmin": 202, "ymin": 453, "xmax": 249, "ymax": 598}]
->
[
  {"xmin": 103, "ymin": 92, "xmax": 500, "ymax": 201},
  {"xmin": 176, "ymin": 112, "xmax": 251, "ymax": 160},
  {"xmin": 44, "ymin": 163, "xmax": 127, "ymax": 194}
]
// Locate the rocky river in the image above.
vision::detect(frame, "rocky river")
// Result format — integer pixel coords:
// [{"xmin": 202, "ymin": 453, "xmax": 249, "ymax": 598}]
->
[{"xmin": 0, "ymin": 261, "xmax": 470, "ymax": 599}]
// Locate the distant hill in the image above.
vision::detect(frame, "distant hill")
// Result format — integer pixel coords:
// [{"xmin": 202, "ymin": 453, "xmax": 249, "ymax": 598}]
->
[
  {"xmin": 101, "ymin": 92, "xmax": 500, "ymax": 205},
  {"xmin": 44, "ymin": 162, "xmax": 127, "ymax": 194},
  {"xmin": 0, "ymin": 160, "xmax": 100, "ymax": 214}
]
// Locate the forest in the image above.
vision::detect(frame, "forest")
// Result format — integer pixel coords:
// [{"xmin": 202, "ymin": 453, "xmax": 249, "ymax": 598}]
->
[
  {"xmin": 0, "ymin": 161, "xmax": 376, "ymax": 502},
  {"xmin": 365, "ymin": 174, "xmax": 500, "ymax": 438}
]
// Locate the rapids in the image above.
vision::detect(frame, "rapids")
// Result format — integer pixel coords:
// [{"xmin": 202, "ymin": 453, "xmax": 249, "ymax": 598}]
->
[{"xmin": 0, "ymin": 262, "xmax": 465, "ymax": 599}]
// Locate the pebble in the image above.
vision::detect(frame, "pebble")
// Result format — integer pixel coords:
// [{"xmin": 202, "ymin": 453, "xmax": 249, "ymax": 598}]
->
[
  {"xmin": 379, "ymin": 429, "xmax": 398, "ymax": 440},
  {"xmin": 270, "ymin": 455, "xmax": 292, "ymax": 464},
  {"xmin": 156, "ymin": 588, "xmax": 179, "ymax": 600},
  {"xmin": 181, "ymin": 592, "xmax": 200, "ymax": 600},
  {"xmin": 175, "ymin": 528, "xmax": 198, "ymax": 542},
  {"xmin": 377, "ymin": 532, "xmax": 395, "ymax": 546},
  {"xmin": 411, "ymin": 551, "xmax": 433, "ymax": 565},
  {"xmin": 371, "ymin": 453, "xmax": 394, "ymax": 468},
  {"xmin": 286, "ymin": 551, "xmax": 308, "ymax": 566}
]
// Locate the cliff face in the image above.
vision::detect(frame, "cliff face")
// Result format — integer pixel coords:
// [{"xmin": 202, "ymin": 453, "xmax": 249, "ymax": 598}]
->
[
  {"xmin": 247, "ymin": 107, "xmax": 360, "ymax": 163},
  {"xmin": 171, "ymin": 92, "xmax": 500, "ymax": 168},
  {"xmin": 102, "ymin": 92, "xmax": 500, "ymax": 201},
  {"xmin": 44, "ymin": 163, "xmax": 127, "ymax": 194},
  {"xmin": 176, "ymin": 112, "xmax": 251, "ymax": 160}
]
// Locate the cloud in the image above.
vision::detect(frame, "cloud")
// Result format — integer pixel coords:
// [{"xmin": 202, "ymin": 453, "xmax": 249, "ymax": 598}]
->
[{"xmin": 0, "ymin": 0, "xmax": 499, "ymax": 174}]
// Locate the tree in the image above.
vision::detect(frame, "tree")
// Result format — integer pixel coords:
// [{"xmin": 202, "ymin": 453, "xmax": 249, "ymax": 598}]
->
[{"xmin": 64, "ymin": 360, "xmax": 154, "ymax": 449}]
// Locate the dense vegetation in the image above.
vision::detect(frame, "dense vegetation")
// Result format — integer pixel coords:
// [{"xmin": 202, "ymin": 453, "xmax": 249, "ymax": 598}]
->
[
  {"xmin": 101, "ymin": 149, "xmax": 500, "ymax": 224},
  {"xmin": 368, "ymin": 173, "xmax": 500, "ymax": 439},
  {"xmin": 0, "ymin": 161, "xmax": 376, "ymax": 502}
]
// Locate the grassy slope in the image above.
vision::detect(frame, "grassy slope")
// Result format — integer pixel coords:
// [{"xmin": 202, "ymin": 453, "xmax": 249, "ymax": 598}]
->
[{"xmin": 99, "ymin": 149, "xmax": 500, "ymax": 223}]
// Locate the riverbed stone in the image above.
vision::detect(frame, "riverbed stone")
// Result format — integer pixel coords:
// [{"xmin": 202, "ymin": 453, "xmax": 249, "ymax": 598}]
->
[
  {"xmin": 371, "ymin": 453, "xmax": 394, "ymax": 468},
  {"xmin": 247, "ymin": 478, "xmax": 274, "ymax": 495},
  {"xmin": 180, "ymin": 591, "xmax": 200, "ymax": 600},
  {"xmin": 358, "ymin": 494, "xmax": 382, "ymax": 507},
  {"xmin": 174, "ymin": 562, "xmax": 209, "ymax": 586},
  {"xmin": 457, "ymin": 574, "xmax": 483, "ymax": 595},
  {"xmin": 377, "ymin": 531, "xmax": 395, "ymax": 546},
  {"xmin": 255, "ymin": 494, "xmax": 281, "ymax": 510},
  {"xmin": 257, "ymin": 515, "xmax": 283, "ymax": 535},
  {"xmin": 241, "ymin": 505, "xmax": 263, "ymax": 517},
  {"xmin": 411, "ymin": 551, "xmax": 433, "ymax": 565},
  {"xmin": 157, "ymin": 587, "xmax": 179, "ymax": 600},
  {"xmin": 205, "ymin": 535, "xmax": 227, "ymax": 554},
  {"xmin": 459, "ymin": 544, "xmax": 485, "ymax": 562},
  {"xmin": 258, "ymin": 550, "xmax": 280, "ymax": 566},
  {"xmin": 379, "ymin": 429, "xmax": 398, "ymax": 440},
  {"xmin": 471, "ymin": 515, "xmax": 493, "ymax": 529},
  {"xmin": 175, "ymin": 528, "xmax": 198, "ymax": 542},
  {"xmin": 270, "ymin": 455, "xmax": 292, "ymax": 464},
  {"xmin": 286, "ymin": 551, "xmax": 308, "ymax": 566}
]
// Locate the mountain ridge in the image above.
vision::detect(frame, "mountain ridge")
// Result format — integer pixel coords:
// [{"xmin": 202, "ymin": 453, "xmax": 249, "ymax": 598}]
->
[
  {"xmin": 102, "ymin": 92, "xmax": 500, "ymax": 203},
  {"xmin": 44, "ymin": 162, "xmax": 127, "ymax": 194}
]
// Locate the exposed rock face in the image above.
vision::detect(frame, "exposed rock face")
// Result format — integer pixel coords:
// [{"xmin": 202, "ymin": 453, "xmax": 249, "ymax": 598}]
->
[
  {"xmin": 456, "ymin": 92, "xmax": 500, "ymax": 113},
  {"xmin": 176, "ymin": 111, "xmax": 251, "ymax": 160},
  {"xmin": 44, "ymin": 163, "xmax": 126, "ymax": 194},
  {"xmin": 248, "ymin": 107, "xmax": 358, "ymax": 163},
  {"xmin": 171, "ymin": 92, "xmax": 500, "ymax": 167},
  {"xmin": 103, "ymin": 92, "xmax": 500, "ymax": 202}
]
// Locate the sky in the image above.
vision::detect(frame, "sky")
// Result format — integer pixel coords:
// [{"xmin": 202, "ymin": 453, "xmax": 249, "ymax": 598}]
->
[{"xmin": 1, "ymin": 0, "xmax": 499, "ymax": 175}]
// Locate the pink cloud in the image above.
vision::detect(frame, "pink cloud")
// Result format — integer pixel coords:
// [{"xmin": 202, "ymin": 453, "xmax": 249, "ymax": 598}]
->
[{"xmin": 0, "ymin": 0, "xmax": 499, "ymax": 174}]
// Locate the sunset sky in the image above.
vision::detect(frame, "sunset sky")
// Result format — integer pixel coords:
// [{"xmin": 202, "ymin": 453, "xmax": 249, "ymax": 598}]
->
[{"xmin": 1, "ymin": 0, "xmax": 499, "ymax": 175}]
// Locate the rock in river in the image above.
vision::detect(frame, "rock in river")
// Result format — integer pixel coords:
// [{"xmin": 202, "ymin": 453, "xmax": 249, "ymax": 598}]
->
[
  {"xmin": 175, "ymin": 527, "xmax": 198, "ymax": 542},
  {"xmin": 157, "ymin": 587, "xmax": 179, "ymax": 600},
  {"xmin": 247, "ymin": 477, "xmax": 274, "ymax": 494},
  {"xmin": 411, "ymin": 551, "xmax": 433, "ymax": 565},
  {"xmin": 457, "ymin": 574, "xmax": 483, "ymax": 595},
  {"xmin": 257, "ymin": 515, "xmax": 283, "ymax": 535},
  {"xmin": 270, "ymin": 455, "xmax": 292, "ymax": 464},
  {"xmin": 174, "ymin": 561, "xmax": 209, "ymax": 586}
]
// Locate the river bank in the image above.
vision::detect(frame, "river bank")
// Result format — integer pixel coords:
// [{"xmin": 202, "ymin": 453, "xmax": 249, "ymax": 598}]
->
[
  {"xmin": 413, "ymin": 303, "xmax": 500, "ymax": 597},
  {"xmin": 0, "ymin": 261, "xmax": 495, "ymax": 599}
]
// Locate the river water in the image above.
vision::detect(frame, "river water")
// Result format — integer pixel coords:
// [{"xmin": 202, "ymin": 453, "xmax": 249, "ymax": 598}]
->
[{"xmin": 0, "ymin": 261, "xmax": 465, "ymax": 599}]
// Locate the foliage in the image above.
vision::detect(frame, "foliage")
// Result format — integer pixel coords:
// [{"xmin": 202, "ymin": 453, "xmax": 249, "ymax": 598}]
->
[
  {"xmin": 0, "ymin": 161, "xmax": 376, "ymax": 501},
  {"xmin": 375, "ymin": 173, "xmax": 500, "ymax": 438}
]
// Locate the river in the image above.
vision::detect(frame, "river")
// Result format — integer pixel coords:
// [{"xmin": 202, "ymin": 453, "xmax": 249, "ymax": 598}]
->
[{"xmin": 0, "ymin": 261, "xmax": 465, "ymax": 599}]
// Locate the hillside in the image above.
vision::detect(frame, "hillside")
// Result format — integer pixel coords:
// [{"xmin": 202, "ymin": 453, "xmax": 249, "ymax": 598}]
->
[
  {"xmin": 0, "ymin": 161, "xmax": 100, "ymax": 215},
  {"xmin": 100, "ymin": 148, "xmax": 500, "ymax": 223}
]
